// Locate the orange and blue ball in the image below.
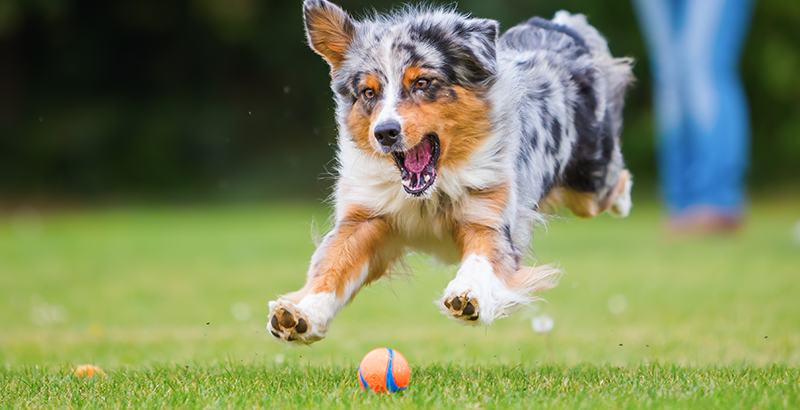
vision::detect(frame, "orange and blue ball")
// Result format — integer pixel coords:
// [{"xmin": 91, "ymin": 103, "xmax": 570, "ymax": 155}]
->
[{"xmin": 358, "ymin": 347, "xmax": 410, "ymax": 393}]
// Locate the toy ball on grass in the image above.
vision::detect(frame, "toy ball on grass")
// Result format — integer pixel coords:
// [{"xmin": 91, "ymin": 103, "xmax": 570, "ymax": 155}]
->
[
  {"xmin": 73, "ymin": 364, "xmax": 106, "ymax": 378},
  {"xmin": 358, "ymin": 347, "xmax": 410, "ymax": 393}
]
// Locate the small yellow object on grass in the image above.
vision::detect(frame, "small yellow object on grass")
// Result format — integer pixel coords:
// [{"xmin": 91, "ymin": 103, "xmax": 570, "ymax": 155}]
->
[{"xmin": 73, "ymin": 364, "xmax": 106, "ymax": 378}]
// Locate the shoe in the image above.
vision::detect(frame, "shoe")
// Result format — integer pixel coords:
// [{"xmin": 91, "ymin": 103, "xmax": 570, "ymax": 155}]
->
[{"xmin": 666, "ymin": 205, "xmax": 743, "ymax": 235}]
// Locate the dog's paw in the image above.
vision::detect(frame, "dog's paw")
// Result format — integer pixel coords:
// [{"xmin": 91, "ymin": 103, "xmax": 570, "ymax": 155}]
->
[
  {"xmin": 267, "ymin": 299, "xmax": 327, "ymax": 345},
  {"xmin": 442, "ymin": 294, "xmax": 480, "ymax": 323},
  {"xmin": 437, "ymin": 254, "xmax": 542, "ymax": 326}
]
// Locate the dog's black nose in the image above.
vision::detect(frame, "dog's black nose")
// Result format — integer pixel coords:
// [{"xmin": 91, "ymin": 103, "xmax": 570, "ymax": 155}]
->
[{"xmin": 374, "ymin": 121, "xmax": 401, "ymax": 148}]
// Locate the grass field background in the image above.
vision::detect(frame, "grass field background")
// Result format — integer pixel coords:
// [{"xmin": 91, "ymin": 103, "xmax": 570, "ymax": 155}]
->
[{"xmin": 1, "ymin": 197, "xmax": 799, "ymax": 407}]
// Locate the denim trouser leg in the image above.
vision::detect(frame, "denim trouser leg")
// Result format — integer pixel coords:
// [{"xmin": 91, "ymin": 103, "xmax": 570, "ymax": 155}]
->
[
  {"xmin": 632, "ymin": 0, "xmax": 690, "ymax": 211},
  {"xmin": 681, "ymin": 0, "xmax": 754, "ymax": 214},
  {"xmin": 632, "ymin": 0, "xmax": 753, "ymax": 214}
]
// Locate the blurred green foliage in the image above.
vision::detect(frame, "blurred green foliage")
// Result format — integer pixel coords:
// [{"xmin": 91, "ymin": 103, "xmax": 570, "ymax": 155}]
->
[{"xmin": 0, "ymin": 0, "xmax": 797, "ymax": 199}]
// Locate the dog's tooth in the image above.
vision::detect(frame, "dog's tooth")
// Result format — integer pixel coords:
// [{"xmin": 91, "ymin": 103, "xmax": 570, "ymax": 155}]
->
[
  {"xmin": 424, "ymin": 174, "xmax": 430, "ymax": 183},
  {"xmin": 401, "ymin": 179, "xmax": 411, "ymax": 187}
]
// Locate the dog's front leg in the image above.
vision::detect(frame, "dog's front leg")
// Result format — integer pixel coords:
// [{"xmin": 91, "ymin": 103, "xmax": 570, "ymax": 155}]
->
[
  {"xmin": 439, "ymin": 223, "xmax": 516, "ymax": 325},
  {"xmin": 439, "ymin": 222, "xmax": 559, "ymax": 326},
  {"xmin": 268, "ymin": 208, "xmax": 394, "ymax": 345}
]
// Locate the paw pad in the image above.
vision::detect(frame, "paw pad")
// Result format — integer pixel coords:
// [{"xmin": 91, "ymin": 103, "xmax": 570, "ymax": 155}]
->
[
  {"xmin": 269, "ymin": 307, "xmax": 308, "ymax": 342},
  {"xmin": 443, "ymin": 295, "xmax": 479, "ymax": 321}
]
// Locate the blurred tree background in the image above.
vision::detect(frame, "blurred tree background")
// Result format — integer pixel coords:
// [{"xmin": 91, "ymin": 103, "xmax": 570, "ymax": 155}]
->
[{"xmin": 0, "ymin": 0, "xmax": 797, "ymax": 202}]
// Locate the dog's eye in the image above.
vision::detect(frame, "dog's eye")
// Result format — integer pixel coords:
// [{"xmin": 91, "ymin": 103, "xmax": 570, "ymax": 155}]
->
[
  {"xmin": 362, "ymin": 88, "xmax": 375, "ymax": 100},
  {"xmin": 414, "ymin": 78, "xmax": 430, "ymax": 89}
]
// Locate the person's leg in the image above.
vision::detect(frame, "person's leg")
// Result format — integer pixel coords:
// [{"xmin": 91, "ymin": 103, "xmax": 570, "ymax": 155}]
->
[
  {"xmin": 631, "ymin": 0, "xmax": 690, "ymax": 212},
  {"xmin": 679, "ymin": 0, "xmax": 755, "ymax": 217}
]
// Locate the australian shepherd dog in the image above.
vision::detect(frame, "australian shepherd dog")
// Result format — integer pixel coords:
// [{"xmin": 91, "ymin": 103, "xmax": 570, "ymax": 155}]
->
[{"xmin": 268, "ymin": 0, "xmax": 634, "ymax": 344}]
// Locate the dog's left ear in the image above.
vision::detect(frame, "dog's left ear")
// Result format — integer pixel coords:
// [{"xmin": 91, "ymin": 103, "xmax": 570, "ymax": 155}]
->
[
  {"xmin": 453, "ymin": 18, "xmax": 499, "ymax": 83},
  {"xmin": 303, "ymin": 0, "xmax": 356, "ymax": 70}
]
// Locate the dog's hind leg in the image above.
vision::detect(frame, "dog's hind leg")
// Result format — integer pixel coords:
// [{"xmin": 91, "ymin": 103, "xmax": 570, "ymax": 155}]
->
[
  {"xmin": 268, "ymin": 207, "xmax": 397, "ymax": 345},
  {"xmin": 607, "ymin": 169, "xmax": 633, "ymax": 217},
  {"xmin": 542, "ymin": 169, "xmax": 633, "ymax": 218}
]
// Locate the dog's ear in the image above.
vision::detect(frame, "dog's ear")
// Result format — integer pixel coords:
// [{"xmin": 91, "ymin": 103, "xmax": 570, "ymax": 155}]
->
[
  {"xmin": 303, "ymin": 0, "xmax": 355, "ymax": 70},
  {"xmin": 453, "ymin": 18, "xmax": 499, "ymax": 83}
]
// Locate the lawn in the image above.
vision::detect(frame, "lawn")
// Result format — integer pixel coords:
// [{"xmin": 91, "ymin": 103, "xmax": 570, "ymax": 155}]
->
[{"xmin": 1, "ymin": 197, "xmax": 799, "ymax": 408}]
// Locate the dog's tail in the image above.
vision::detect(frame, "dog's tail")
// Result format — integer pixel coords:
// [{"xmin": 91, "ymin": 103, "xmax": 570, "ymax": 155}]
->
[{"xmin": 551, "ymin": 11, "xmax": 634, "ymax": 139}]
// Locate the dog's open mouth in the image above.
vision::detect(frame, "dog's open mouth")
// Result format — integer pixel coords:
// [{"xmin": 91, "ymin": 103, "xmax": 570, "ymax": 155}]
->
[{"xmin": 392, "ymin": 133, "xmax": 440, "ymax": 196}]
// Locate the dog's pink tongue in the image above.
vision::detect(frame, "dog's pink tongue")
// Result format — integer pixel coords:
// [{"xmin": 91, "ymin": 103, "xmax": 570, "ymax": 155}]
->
[{"xmin": 404, "ymin": 139, "xmax": 432, "ymax": 173}]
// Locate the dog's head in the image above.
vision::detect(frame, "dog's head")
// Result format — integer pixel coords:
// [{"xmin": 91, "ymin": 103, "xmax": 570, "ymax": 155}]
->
[{"xmin": 304, "ymin": 0, "xmax": 498, "ymax": 196}]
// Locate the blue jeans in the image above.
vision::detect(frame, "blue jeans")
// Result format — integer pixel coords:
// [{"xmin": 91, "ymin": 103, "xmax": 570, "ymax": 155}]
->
[{"xmin": 632, "ymin": 0, "xmax": 755, "ymax": 215}]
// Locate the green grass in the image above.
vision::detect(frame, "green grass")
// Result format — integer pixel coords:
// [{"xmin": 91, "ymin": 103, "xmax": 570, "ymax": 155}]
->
[
  {"xmin": 1, "ymin": 197, "xmax": 799, "ymax": 408},
  {"xmin": 2, "ymin": 364, "xmax": 798, "ymax": 408}
]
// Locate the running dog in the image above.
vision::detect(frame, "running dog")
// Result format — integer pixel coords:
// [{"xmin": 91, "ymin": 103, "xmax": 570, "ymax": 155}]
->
[{"xmin": 268, "ymin": 0, "xmax": 634, "ymax": 344}]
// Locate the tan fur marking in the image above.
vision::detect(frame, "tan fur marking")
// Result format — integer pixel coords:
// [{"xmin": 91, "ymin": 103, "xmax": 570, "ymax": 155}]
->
[
  {"xmin": 308, "ymin": 206, "xmax": 393, "ymax": 295},
  {"xmin": 467, "ymin": 185, "xmax": 509, "ymax": 224},
  {"xmin": 402, "ymin": 66, "xmax": 424, "ymax": 89},
  {"xmin": 562, "ymin": 190, "xmax": 601, "ymax": 218},
  {"xmin": 305, "ymin": 3, "xmax": 355, "ymax": 69},
  {"xmin": 363, "ymin": 74, "xmax": 380, "ymax": 94},
  {"xmin": 538, "ymin": 188, "xmax": 562, "ymax": 214},
  {"xmin": 345, "ymin": 74, "xmax": 382, "ymax": 153},
  {"xmin": 600, "ymin": 169, "xmax": 632, "ymax": 211},
  {"xmin": 452, "ymin": 223, "xmax": 504, "ymax": 267},
  {"xmin": 344, "ymin": 74, "xmax": 492, "ymax": 172},
  {"xmin": 467, "ymin": 185, "xmax": 508, "ymax": 203},
  {"xmin": 346, "ymin": 107, "xmax": 373, "ymax": 151},
  {"xmin": 539, "ymin": 187, "xmax": 601, "ymax": 218},
  {"xmin": 445, "ymin": 185, "xmax": 510, "ymax": 269},
  {"xmin": 540, "ymin": 169, "xmax": 633, "ymax": 218},
  {"xmin": 396, "ymin": 85, "xmax": 492, "ymax": 169}
]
